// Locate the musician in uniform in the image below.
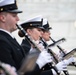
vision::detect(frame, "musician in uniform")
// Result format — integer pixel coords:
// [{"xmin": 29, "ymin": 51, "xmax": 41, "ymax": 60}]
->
[
  {"xmin": 18, "ymin": 15, "xmax": 71, "ymax": 75},
  {"xmin": 41, "ymin": 18, "xmax": 75, "ymax": 74},
  {"xmin": 0, "ymin": 0, "xmax": 57, "ymax": 75}
]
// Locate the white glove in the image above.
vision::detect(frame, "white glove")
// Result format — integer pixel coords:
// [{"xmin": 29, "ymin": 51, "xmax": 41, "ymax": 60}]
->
[
  {"xmin": 56, "ymin": 60, "xmax": 67, "ymax": 72},
  {"xmin": 36, "ymin": 50, "xmax": 53, "ymax": 69},
  {"xmin": 1, "ymin": 63, "xmax": 17, "ymax": 75},
  {"xmin": 51, "ymin": 69, "xmax": 57, "ymax": 75},
  {"xmin": 33, "ymin": 40, "xmax": 45, "ymax": 51},
  {"xmin": 64, "ymin": 56, "xmax": 74, "ymax": 65},
  {"xmin": 58, "ymin": 50, "xmax": 67, "ymax": 61},
  {"xmin": 58, "ymin": 51, "xmax": 65, "ymax": 61},
  {"xmin": 37, "ymin": 43, "xmax": 45, "ymax": 51},
  {"xmin": 34, "ymin": 40, "xmax": 40, "ymax": 44}
]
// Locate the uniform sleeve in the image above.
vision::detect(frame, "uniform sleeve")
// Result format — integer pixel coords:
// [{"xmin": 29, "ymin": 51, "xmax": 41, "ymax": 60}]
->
[
  {"xmin": 0, "ymin": 40, "xmax": 16, "ymax": 67},
  {"xmin": 24, "ymin": 64, "xmax": 41, "ymax": 75},
  {"xmin": 40, "ymin": 69, "xmax": 53, "ymax": 75},
  {"xmin": 21, "ymin": 39, "xmax": 31, "ymax": 54},
  {"xmin": 24, "ymin": 64, "xmax": 53, "ymax": 75}
]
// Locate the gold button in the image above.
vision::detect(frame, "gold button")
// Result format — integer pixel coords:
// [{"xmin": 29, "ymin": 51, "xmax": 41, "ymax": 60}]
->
[
  {"xmin": 0, "ymin": 8, "xmax": 3, "ymax": 11},
  {"xmin": 30, "ymin": 24, "xmax": 32, "ymax": 26}
]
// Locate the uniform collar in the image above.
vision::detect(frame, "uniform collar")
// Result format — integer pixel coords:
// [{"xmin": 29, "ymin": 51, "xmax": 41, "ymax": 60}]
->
[{"xmin": 0, "ymin": 28, "xmax": 14, "ymax": 39}]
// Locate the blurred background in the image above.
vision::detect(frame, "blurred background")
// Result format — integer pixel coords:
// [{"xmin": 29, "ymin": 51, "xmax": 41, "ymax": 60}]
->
[{"xmin": 12, "ymin": 0, "xmax": 76, "ymax": 74}]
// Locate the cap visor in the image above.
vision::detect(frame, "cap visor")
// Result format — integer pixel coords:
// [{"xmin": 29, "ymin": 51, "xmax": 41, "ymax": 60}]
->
[
  {"xmin": 42, "ymin": 27, "xmax": 52, "ymax": 31},
  {"xmin": 38, "ymin": 27, "xmax": 45, "ymax": 30},
  {"xmin": 49, "ymin": 27, "xmax": 52, "ymax": 29},
  {"xmin": 7, "ymin": 9, "xmax": 22, "ymax": 13}
]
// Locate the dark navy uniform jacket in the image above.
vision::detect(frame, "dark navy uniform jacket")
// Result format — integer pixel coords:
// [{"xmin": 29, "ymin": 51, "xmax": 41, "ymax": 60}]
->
[
  {"xmin": 21, "ymin": 38, "xmax": 54, "ymax": 75},
  {"xmin": 0, "ymin": 31, "xmax": 25, "ymax": 70},
  {"xmin": 0, "ymin": 31, "xmax": 53, "ymax": 75},
  {"xmin": 0, "ymin": 31, "xmax": 41, "ymax": 75}
]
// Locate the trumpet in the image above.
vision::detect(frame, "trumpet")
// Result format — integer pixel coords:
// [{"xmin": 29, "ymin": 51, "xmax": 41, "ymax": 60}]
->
[{"xmin": 17, "ymin": 25, "xmax": 60, "ymax": 75}]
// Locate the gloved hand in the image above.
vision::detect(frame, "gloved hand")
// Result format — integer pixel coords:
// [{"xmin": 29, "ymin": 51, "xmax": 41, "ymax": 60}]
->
[
  {"xmin": 64, "ymin": 56, "xmax": 74, "ymax": 65},
  {"xmin": 34, "ymin": 40, "xmax": 40, "ymax": 44},
  {"xmin": 58, "ymin": 51, "xmax": 65, "ymax": 61},
  {"xmin": 33, "ymin": 40, "xmax": 45, "ymax": 51},
  {"xmin": 1, "ymin": 62, "xmax": 17, "ymax": 75},
  {"xmin": 36, "ymin": 50, "xmax": 53, "ymax": 69},
  {"xmin": 37, "ymin": 43, "xmax": 45, "ymax": 51},
  {"xmin": 58, "ymin": 50, "xmax": 67, "ymax": 61},
  {"xmin": 56, "ymin": 60, "xmax": 68, "ymax": 72}
]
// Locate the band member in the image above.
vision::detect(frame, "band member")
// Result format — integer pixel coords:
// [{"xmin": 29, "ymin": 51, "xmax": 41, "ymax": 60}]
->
[
  {"xmin": 18, "ymin": 16, "xmax": 70, "ymax": 75},
  {"xmin": 41, "ymin": 18, "xmax": 75, "ymax": 66},
  {"xmin": 0, "ymin": 0, "xmax": 55, "ymax": 75}
]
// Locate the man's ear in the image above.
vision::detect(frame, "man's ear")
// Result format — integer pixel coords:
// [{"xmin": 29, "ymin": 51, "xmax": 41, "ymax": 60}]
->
[{"xmin": 0, "ymin": 14, "xmax": 6, "ymax": 22}]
